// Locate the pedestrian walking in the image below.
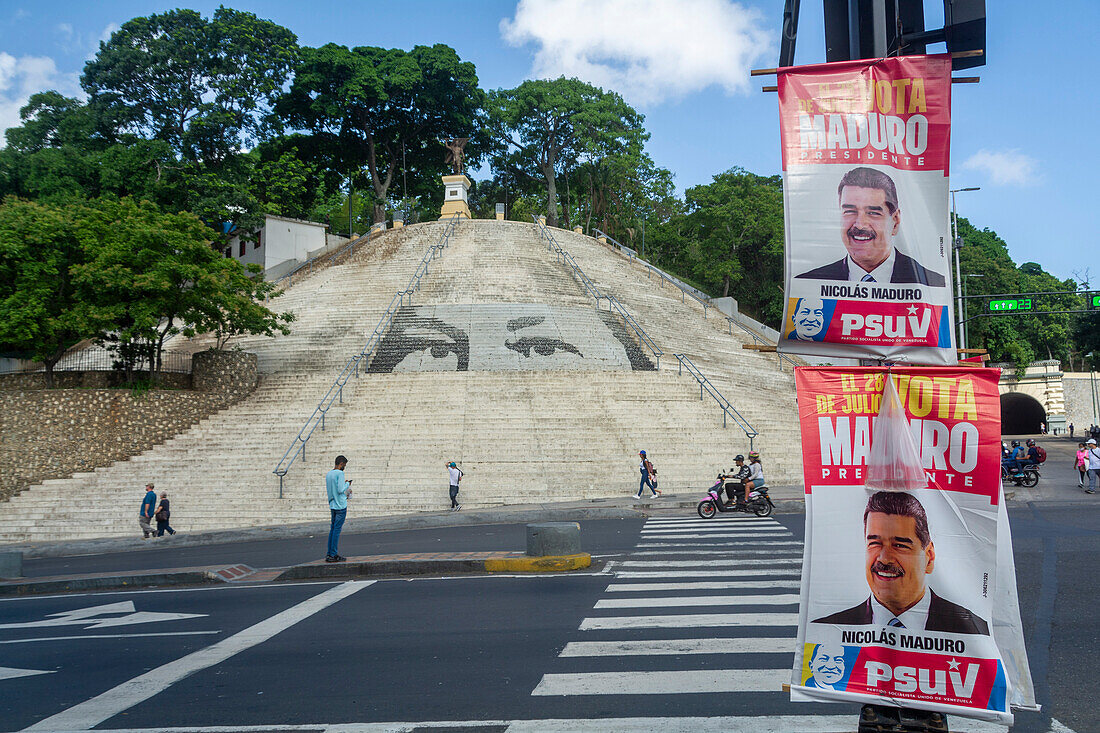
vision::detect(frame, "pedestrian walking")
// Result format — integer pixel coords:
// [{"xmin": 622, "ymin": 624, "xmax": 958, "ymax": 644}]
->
[
  {"xmin": 634, "ymin": 450, "xmax": 662, "ymax": 500},
  {"xmin": 447, "ymin": 462, "xmax": 463, "ymax": 511},
  {"xmin": 154, "ymin": 491, "xmax": 176, "ymax": 537},
  {"xmin": 138, "ymin": 483, "xmax": 157, "ymax": 539},
  {"xmin": 1087, "ymin": 439, "xmax": 1100, "ymax": 495},
  {"xmin": 1069, "ymin": 423, "xmax": 1074, "ymax": 438},
  {"xmin": 325, "ymin": 455, "xmax": 352, "ymax": 562},
  {"xmin": 1075, "ymin": 443, "xmax": 1089, "ymax": 489}
]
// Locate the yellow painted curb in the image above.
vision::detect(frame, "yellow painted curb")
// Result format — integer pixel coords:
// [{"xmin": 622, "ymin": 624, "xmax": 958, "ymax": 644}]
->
[{"xmin": 484, "ymin": 553, "xmax": 592, "ymax": 573}]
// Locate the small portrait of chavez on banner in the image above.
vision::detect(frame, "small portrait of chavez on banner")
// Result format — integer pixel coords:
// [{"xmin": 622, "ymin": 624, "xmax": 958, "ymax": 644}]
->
[{"xmin": 795, "ymin": 166, "xmax": 945, "ymax": 287}]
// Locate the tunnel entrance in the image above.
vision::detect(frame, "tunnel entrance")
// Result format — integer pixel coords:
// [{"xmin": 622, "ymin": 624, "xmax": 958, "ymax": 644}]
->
[{"xmin": 1000, "ymin": 392, "xmax": 1047, "ymax": 435}]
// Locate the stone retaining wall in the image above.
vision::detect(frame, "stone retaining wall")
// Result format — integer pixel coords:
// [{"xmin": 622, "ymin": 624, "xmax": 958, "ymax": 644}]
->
[{"xmin": 0, "ymin": 350, "xmax": 257, "ymax": 502}]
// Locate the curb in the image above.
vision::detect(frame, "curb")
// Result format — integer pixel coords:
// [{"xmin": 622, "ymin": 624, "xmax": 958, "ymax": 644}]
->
[
  {"xmin": 0, "ymin": 568, "xmax": 222, "ymax": 597},
  {"xmin": 485, "ymin": 553, "xmax": 592, "ymax": 573},
  {"xmin": 275, "ymin": 553, "xmax": 594, "ymax": 582}
]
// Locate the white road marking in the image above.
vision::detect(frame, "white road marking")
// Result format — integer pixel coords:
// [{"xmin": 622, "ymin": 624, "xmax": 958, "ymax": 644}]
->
[
  {"xmin": 641, "ymin": 527, "xmax": 792, "ymax": 534},
  {"xmin": 559, "ymin": 637, "xmax": 795, "ymax": 656},
  {"xmin": 12, "ymin": 718, "xmax": 1068, "ymax": 732},
  {"xmin": 594, "ymin": 594, "xmax": 799, "ymax": 608},
  {"xmin": 0, "ymin": 580, "xmax": 346, "ymax": 604},
  {"xmin": 630, "ymin": 549, "xmax": 803, "ymax": 556},
  {"xmin": 643, "ymin": 519, "xmax": 782, "ymax": 526},
  {"xmin": 637, "ymin": 532, "xmax": 793, "ymax": 540},
  {"xmin": 23, "ymin": 580, "xmax": 372, "ymax": 732},
  {"xmin": 0, "ymin": 631, "xmax": 221, "ymax": 645},
  {"xmin": 620, "ymin": 559, "xmax": 802, "ymax": 567},
  {"xmin": 580, "ymin": 613, "xmax": 799, "ymax": 630},
  {"xmin": 633, "ymin": 537, "xmax": 805, "ymax": 541},
  {"xmin": 605, "ymin": 580, "xmax": 800, "ymax": 591},
  {"xmin": 531, "ymin": 668, "xmax": 789, "ymax": 695},
  {"xmin": 0, "ymin": 601, "xmax": 206, "ymax": 630},
  {"xmin": 615, "ymin": 569, "xmax": 802, "ymax": 579},
  {"xmin": 0, "ymin": 666, "xmax": 55, "ymax": 681}
]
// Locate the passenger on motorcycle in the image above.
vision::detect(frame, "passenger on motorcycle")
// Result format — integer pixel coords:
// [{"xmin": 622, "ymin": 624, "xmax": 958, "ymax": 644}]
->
[
  {"xmin": 724, "ymin": 455, "xmax": 750, "ymax": 506},
  {"xmin": 745, "ymin": 451, "xmax": 765, "ymax": 499},
  {"xmin": 1025, "ymin": 439, "xmax": 1043, "ymax": 467}
]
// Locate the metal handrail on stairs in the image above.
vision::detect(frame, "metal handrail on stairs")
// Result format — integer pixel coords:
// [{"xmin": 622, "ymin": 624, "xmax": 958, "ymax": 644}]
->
[
  {"xmin": 674, "ymin": 353, "xmax": 758, "ymax": 449},
  {"xmin": 592, "ymin": 228, "xmax": 798, "ymax": 371},
  {"xmin": 533, "ymin": 216, "xmax": 662, "ymax": 369},
  {"xmin": 271, "ymin": 214, "xmax": 461, "ymax": 496}
]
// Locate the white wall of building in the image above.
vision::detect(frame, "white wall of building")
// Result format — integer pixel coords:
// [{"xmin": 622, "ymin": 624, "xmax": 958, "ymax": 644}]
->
[{"xmin": 225, "ymin": 215, "xmax": 328, "ymax": 274}]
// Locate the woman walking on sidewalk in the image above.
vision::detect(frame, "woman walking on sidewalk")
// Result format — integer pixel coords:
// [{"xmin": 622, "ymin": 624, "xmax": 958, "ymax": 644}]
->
[
  {"xmin": 154, "ymin": 492, "xmax": 176, "ymax": 537},
  {"xmin": 634, "ymin": 450, "xmax": 661, "ymax": 500}
]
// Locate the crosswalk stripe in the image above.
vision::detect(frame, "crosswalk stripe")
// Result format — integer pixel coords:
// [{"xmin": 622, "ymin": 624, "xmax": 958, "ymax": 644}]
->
[
  {"xmin": 635, "ymin": 543, "xmax": 803, "ymax": 550},
  {"xmin": 642, "ymin": 526, "xmax": 796, "ymax": 530},
  {"xmin": 595, "ymin": 594, "xmax": 799, "ymax": 608},
  {"xmin": 559, "ymin": 637, "xmax": 795, "ymax": 657},
  {"xmin": 605, "ymin": 581, "xmax": 800, "ymax": 592},
  {"xmin": 631, "ymin": 549, "xmax": 803, "ymax": 557},
  {"xmin": 531, "ymin": 668, "xmax": 789, "ymax": 696},
  {"xmin": 636, "ymin": 533, "xmax": 794, "ymax": 540},
  {"xmin": 620, "ymin": 559, "xmax": 802, "ymax": 568},
  {"xmin": 580, "ymin": 613, "xmax": 799, "ymax": 630},
  {"xmin": 503, "ymin": 716, "xmax": 1020, "ymax": 732},
  {"xmin": 614, "ymin": 569, "xmax": 802, "ymax": 579},
  {"xmin": 642, "ymin": 517, "xmax": 783, "ymax": 521}
]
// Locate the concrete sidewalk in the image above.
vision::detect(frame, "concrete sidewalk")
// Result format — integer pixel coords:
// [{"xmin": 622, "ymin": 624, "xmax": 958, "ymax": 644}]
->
[{"xmin": 0, "ymin": 486, "xmax": 800, "ymax": 596}]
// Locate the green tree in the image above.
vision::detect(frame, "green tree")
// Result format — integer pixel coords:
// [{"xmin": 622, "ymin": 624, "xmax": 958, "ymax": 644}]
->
[
  {"xmin": 74, "ymin": 197, "xmax": 292, "ymax": 375},
  {"xmin": 279, "ymin": 43, "xmax": 484, "ymax": 222},
  {"xmin": 486, "ymin": 78, "xmax": 647, "ymax": 229},
  {"xmin": 0, "ymin": 198, "xmax": 106, "ymax": 386},
  {"xmin": 81, "ymin": 7, "xmax": 298, "ymax": 162}
]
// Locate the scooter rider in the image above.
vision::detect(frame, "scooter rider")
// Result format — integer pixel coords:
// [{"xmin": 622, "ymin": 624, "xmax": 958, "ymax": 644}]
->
[
  {"xmin": 745, "ymin": 451, "xmax": 765, "ymax": 500},
  {"xmin": 725, "ymin": 455, "xmax": 750, "ymax": 506}
]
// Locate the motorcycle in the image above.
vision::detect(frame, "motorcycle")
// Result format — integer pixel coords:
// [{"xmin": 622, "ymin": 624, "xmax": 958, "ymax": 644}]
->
[
  {"xmin": 1000, "ymin": 462, "xmax": 1039, "ymax": 488},
  {"xmin": 698, "ymin": 475, "xmax": 774, "ymax": 518}
]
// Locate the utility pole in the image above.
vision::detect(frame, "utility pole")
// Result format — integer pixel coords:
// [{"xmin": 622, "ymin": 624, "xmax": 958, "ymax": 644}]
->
[{"xmin": 951, "ymin": 187, "xmax": 980, "ymax": 349}]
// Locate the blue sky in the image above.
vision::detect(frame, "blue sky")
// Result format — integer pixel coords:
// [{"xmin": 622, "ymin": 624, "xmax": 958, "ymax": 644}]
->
[{"xmin": 0, "ymin": 1, "xmax": 1095, "ymax": 283}]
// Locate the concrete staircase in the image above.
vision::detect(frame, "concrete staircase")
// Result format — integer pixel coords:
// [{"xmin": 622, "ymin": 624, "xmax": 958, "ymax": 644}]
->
[{"xmin": 0, "ymin": 219, "xmax": 802, "ymax": 542}]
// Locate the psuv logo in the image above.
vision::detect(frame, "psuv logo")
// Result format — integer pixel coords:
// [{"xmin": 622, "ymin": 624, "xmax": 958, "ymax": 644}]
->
[
  {"xmin": 840, "ymin": 304, "xmax": 933, "ymax": 339},
  {"xmin": 864, "ymin": 658, "xmax": 979, "ymax": 698}
]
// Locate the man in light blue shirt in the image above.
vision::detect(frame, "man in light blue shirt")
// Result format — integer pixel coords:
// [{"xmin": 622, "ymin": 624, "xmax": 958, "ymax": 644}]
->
[{"xmin": 325, "ymin": 455, "xmax": 352, "ymax": 562}]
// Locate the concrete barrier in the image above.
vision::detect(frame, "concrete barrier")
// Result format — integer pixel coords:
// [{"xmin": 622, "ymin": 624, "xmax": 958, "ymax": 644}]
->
[
  {"xmin": 0, "ymin": 551, "xmax": 22, "ymax": 578},
  {"xmin": 526, "ymin": 522, "xmax": 581, "ymax": 557}
]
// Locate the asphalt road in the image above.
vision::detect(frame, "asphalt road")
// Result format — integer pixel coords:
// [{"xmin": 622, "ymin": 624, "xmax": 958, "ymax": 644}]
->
[{"xmin": 2, "ymin": 505, "xmax": 1097, "ymax": 732}]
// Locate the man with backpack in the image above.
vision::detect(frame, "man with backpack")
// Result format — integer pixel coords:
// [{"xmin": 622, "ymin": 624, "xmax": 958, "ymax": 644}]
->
[{"xmin": 1025, "ymin": 439, "xmax": 1046, "ymax": 467}]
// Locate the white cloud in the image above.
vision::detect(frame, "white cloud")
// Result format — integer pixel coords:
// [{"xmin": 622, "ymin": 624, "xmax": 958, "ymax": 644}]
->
[
  {"xmin": 57, "ymin": 22, "xmax": 74, "ymax": 40},
  {"xmin": 500, "ymin": 0, "xmax": 772, "ymax": 106},
  {"xmin": 962, "ymin": 149, "xmax": 1039, "ymax": 186},
  {"xmin": 0, "ymin": 52, "xmax": 80, "ymax": 146}
]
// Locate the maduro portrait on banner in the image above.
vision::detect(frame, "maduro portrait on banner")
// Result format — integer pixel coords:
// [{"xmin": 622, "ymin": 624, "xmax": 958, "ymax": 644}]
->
[
  {"xmin": 777, "ymin": 55, "xmax": 956, "ymax": 365},
  {"xmin": 789, "ymin": 366, "xmax": 1023, "ymax": 724}
]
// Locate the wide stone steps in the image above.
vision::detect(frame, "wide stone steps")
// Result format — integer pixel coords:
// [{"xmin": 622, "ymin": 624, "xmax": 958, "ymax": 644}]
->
[{"xmin": 0, "ymin": 219, "xmax": 805, "ymax": 543}]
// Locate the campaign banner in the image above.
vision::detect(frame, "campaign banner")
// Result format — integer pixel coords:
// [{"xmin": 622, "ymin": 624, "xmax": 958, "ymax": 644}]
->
[
  {"xmin": 777, "ymin": 55, "xmax": 957, "ymax": 365},
  {"xmin": 790, "ymin": 366, "xmax": 1013, "ymax": 724}
]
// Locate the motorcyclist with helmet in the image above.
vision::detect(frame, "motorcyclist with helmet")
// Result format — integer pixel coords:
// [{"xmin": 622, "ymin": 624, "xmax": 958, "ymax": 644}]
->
[
  {"xmin": 723, "ymin": 455, "xmax": 750, "ymax": 506},
  {"xmin": 1003, "ymin": 440, "xmax": 1027, "ymax": 474},
  {"xmin": 1024, "ymin": 439, "xmax": 1042, "ymax": 468}
]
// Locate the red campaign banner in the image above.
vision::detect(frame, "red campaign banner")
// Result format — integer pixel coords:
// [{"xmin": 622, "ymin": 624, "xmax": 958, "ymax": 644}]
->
[
  {"xmin": 777, "ymin": 55, "xmax": 956, "ymax": 365},
  {"xmin": 791, "ymin": 365, "xmax": 1012, "ymax": 724},
  {"xmin": 778, "ymin": 55, "xmax": 953, "ymax": 173},
  {"xmin": 796, "ymin": 366, "xmax": 1002, "ymax": 502}
]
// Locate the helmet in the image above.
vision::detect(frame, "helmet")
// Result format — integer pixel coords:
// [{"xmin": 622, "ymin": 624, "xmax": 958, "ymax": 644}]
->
[
  {"xmin": 1011, "ymin": 440, "xmax": 1020, "ymax": 447},
  {"xmin": 748, "ymin": 451, "xmax": 760, "ymax": 461},
  {"xmin": 639, "ymin": 450, "xmax": 646, "ymax": 456},
  {"xmin": 1026, "ymin": 439, "xmax": 1035, "ymax": 446},
  {"xmin": 734, "ymin": 454, "xmax": 745, "ymax": 462},
  {"xmin": 448, "ymin": 462, "xmax": 456, "ymax": 468}
]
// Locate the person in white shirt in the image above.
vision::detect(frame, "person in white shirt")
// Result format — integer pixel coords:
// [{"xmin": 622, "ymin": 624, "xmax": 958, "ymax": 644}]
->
[
  {"xmin": 447, "ymin": 461, "xmax": 464, "ymax": 511},
  {"xmin": 1086, "ymin": 439, "xmax": 1100, "ymax": 494}
]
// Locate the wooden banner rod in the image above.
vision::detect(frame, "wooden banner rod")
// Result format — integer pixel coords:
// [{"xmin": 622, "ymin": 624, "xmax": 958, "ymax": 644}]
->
[
  {"xmin": 750, "ymin": 50, "xmax": 984, "ymax": 77},
  {"xmin": 761, "ymin": 76, "xmax": 977, "ymax": 92}
]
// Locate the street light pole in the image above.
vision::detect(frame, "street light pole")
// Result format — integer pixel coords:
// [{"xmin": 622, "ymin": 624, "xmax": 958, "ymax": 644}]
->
[{"xmin": 951, "ymin": 187, "xmax": 980, "ymax": 350}]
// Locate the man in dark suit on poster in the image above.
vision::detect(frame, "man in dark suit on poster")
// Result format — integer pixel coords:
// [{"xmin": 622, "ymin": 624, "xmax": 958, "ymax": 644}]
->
[
  {"xmin": 796, "ymin": 167, "xmax": 946, "ymax": 287},
  {"xmin": 813, "ymin": 491, "xmax": 989, "ymax": 635}
]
